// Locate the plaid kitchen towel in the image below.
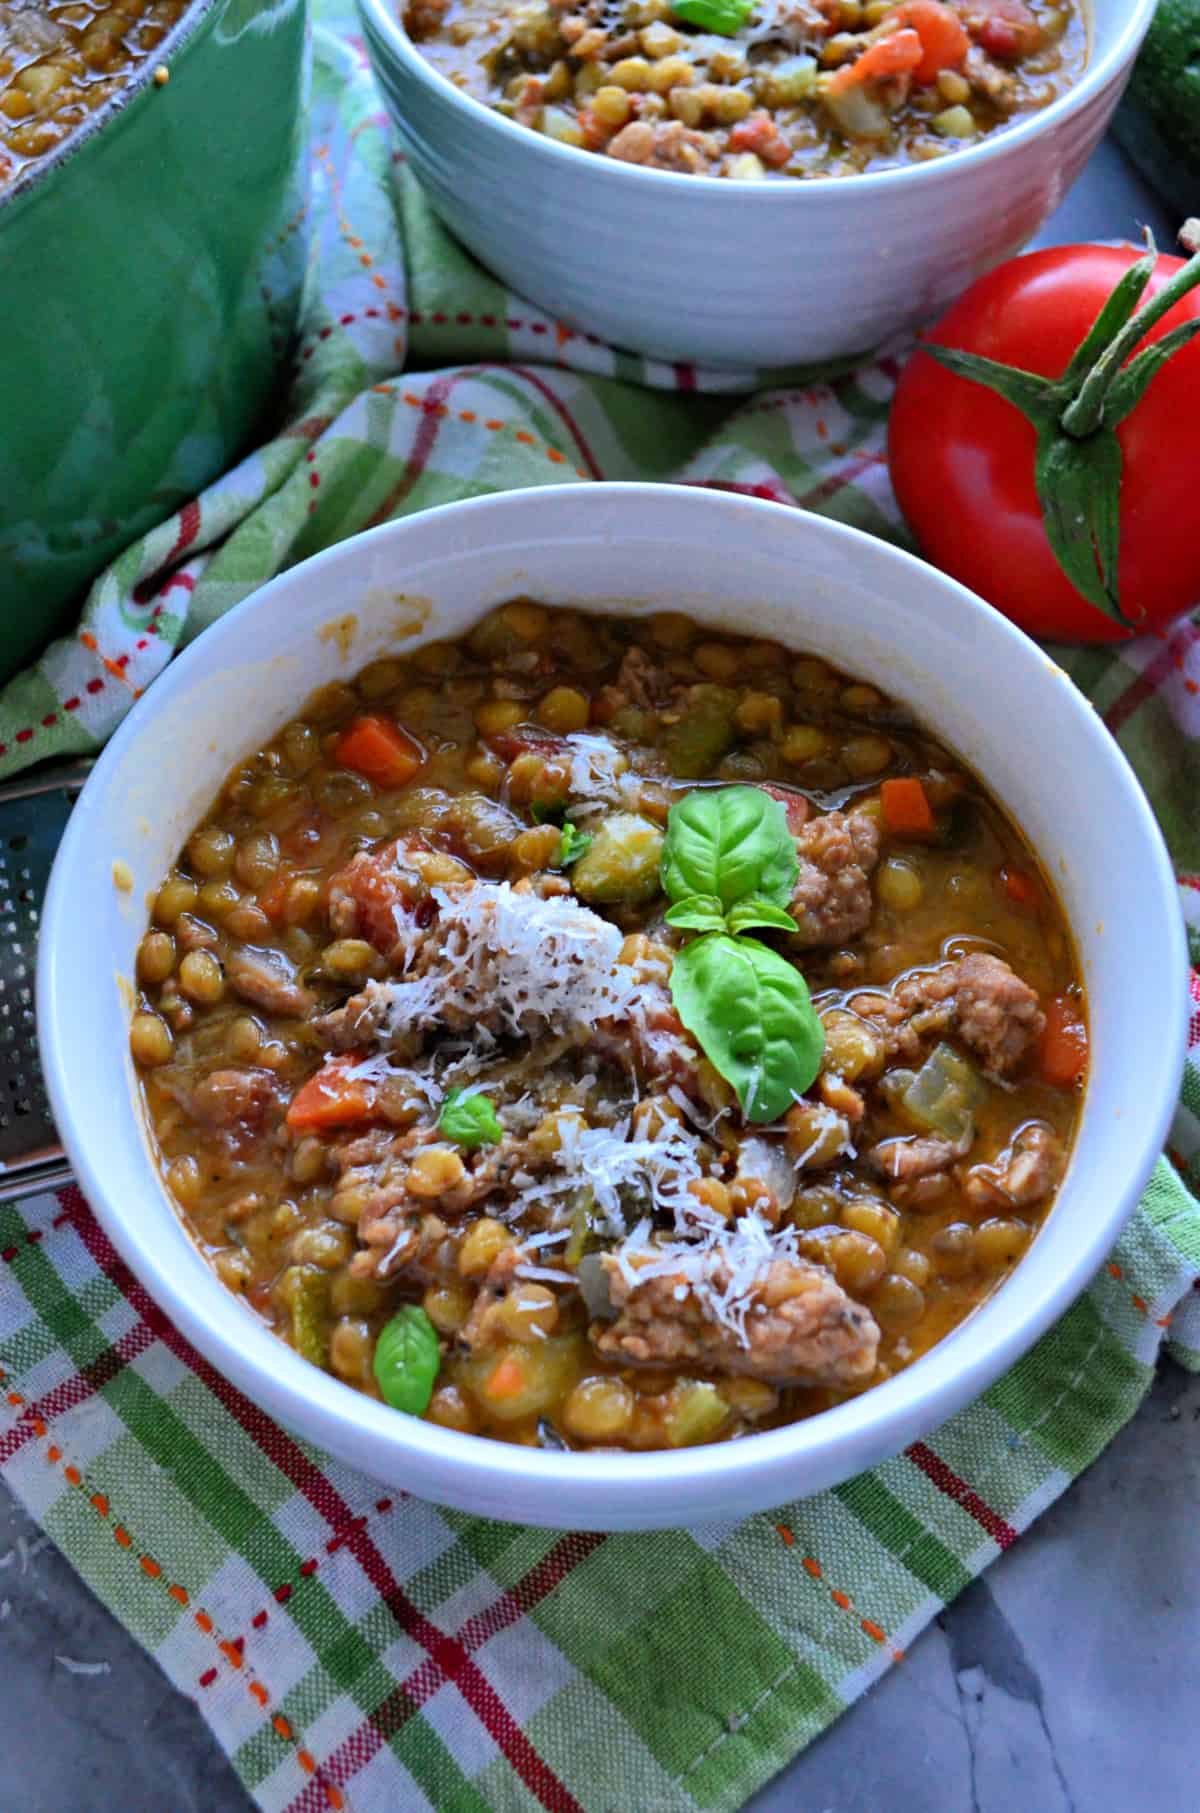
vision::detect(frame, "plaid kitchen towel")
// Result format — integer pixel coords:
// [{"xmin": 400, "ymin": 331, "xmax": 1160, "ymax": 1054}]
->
[{"xmin": 3, "ymin": 4, "xmax": 1200, "ymax": 1811}]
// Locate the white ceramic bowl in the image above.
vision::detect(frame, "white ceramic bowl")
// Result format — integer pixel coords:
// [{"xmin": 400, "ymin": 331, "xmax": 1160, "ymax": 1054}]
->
[
  {"xmin": 358, "ymin": 0, "xmax": 1155, "ymax": 369},
  {"xmin": 39, "ymin": 485, "xmax": 1184, "ymax": 1530}
]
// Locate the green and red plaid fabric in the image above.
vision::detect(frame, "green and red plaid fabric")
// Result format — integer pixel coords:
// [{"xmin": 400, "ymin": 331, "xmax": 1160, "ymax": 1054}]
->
[{"xmin": 3, "ymin": 5, "xmax": 1199, "ymax": 1808}]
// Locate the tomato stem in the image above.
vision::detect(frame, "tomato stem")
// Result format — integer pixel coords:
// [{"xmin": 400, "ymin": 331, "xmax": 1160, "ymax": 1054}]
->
[
  {"xmin": 914, "ymin": 221, "xmax": 1200, "ymax": 632},
  {"xmin": 1061, "ymin": 220, "xmax": 1200, "ymax": 438}
]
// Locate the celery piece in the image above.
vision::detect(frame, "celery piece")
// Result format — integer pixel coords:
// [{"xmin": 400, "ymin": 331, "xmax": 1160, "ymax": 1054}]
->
[
  {"xmin": 933, "ymin": 105, "xmax": 978, "ymax": 139},
  {"xmin": 900, "ymin": 1041, "xmax": 984, "ymax": 1142},
  {"xmin": 661, "ymin": 685, "xmax": 739, "ymax": 779},
  {"xmin": 667, "ymin": 1381, "xmax": 731, "ymax": 1447},
  {"xmin": 286, "ymin": 1266, "xmax": 331, "ymax": 1370}
]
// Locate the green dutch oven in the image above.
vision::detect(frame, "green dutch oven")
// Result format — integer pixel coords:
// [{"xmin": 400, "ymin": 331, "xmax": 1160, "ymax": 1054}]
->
[{"xmin": 0, "ymin": 0, "xmax": 310, "ymax": 683}]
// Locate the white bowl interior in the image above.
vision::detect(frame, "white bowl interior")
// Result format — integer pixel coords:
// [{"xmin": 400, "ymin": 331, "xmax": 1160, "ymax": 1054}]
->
[
  {"xmin": 362, "ymin": 0, "xmax": 1144, "ymax": 200},
  {"xmin": 39, "ymin": 486, "xmax": 1185, "ymax": 1528}
]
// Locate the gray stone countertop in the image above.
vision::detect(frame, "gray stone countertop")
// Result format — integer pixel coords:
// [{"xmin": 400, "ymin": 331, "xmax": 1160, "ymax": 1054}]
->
[
  {"xmin": 3, "ymin": 138, "xmax": 1188, "ymax": 1813},
  {"xmin": 2, "ymin": 1361, "xmax": 1195, "ymax": 1813}
]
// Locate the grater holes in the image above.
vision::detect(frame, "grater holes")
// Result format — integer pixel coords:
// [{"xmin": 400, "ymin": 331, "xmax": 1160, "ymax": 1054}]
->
[{"xmin": 0, "ymin": 766, "xmax": 89, "ymax": 1179}]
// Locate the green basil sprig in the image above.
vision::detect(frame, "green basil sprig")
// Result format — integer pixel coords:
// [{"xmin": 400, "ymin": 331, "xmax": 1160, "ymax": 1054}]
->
[
  {"xmin": 373, "ymin": 1306, "xmax": 441, "ymax": 1415},
  {"xmin": 671, "ymin": 0, "xmax": 755, "ymax": 36},
  {"xmin": 662, "ymin": 785, "xmax": 798, "ymax": 924},
  {"xmin": 670, "ymin": 933, "xmax": 822, "ymax": 1124},
  {"xmin": 659, "ymin": 786, "xmax": 823, "ymax": 1123},
  {"xmin": 557, "ymin": 822, "xmax": 592, "ymax": 868},
  {"xmin": 438, "ymin": 1089, "xmax": 503, "ymax": 1148}
]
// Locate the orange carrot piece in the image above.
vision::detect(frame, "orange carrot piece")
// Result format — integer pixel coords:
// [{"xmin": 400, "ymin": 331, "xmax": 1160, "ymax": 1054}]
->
[
  {"xmin": 883, "ymin": 1, "xmax": 969, "ymax": 81},
  {"xmin": 828, "ymin": 27, "xmax": 922, "ymax": 94},
  {"xmin": 880, "ymin": 776, "xmax": 935, "ymax": 838},
  {"xmin": 998, "ymin": 864, "xmax": 1039, "ymax": 907},
  {"xmin": 1038, "ymin": 996, "xmax": 1088, "ymax": 1088},
  {"xmin": 286, "ymin": 1056, "xmax": 378, "ymax": 1133},
  {"xmin": 334, "ymin": 715, "xmax": 424, "ymax": 791},
  {"xmin": 486, "ymin": 1355, "xmax": 529, "ymax": 1402}
]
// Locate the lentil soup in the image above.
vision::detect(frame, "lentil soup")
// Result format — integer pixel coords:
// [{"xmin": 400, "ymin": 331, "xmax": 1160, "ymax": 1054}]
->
[
  {"xmin": 0, "ymin": 0, "xmax": 189, "ymax": 189},
  {"xmin": 133, "ymin": 603, "xmax": 1087, "ymax": 1453},
  {"xmin": 403, "ymin": 0, "xmax": 1086, "ymax": 178}
]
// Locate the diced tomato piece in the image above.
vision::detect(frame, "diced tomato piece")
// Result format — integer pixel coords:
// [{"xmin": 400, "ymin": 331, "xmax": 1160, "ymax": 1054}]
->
[
  {"xmin": 728, "ymin": 110, "xmax": 792, "ymax": 167},
  {"xmin": 880, "ymin": 776, "xmax": 935, "ymax": 838},
  {"xmin": 483, "ymin": 725, "xmax": 565, "ymax": 763},
  {"xmin": 883, "ymin": 1, "xmax": 969, "ymax": 81},
  {"xmin": 328, "ymin": 834, "xmax": 432, "ymax": 954},
  {"xmin": 1037, "ymin": 995, "xmax": 1088, "ymax": 1088},
  {"xmin": 334, "ymin": 715, "xmax": 425, "ymax": 791},
  {"xmin": 759, "ymin": 782, "xmax": 812, "ymax": 835},
  {"xmin": 827, "ymin": 27, "xmax": 923, "ymax": 94},
  {"xmin": 997, "ymin": 863, "xmax": 1040, "ymax": 908},
  {"xmin": 577, "ymin": 109, "xmax": 612, "ymax": 151},
  {"xmin": 588, "ymin": 686, "xmax": 621, "ymax": 726},
  {"xmin": 972, "ymin": 0, "xmax": 1041, "ymax": 59},
  {"xmin": 246, "ymin": 1281, "xmax": 274, "ymax": 1315},
  {"xmin": 257, "ymin": 871, "xmax": 292, "ymax": 925},
  {"xmin": 286, "ymin": 1055, "xmax": 380, "ymax": 1133}
]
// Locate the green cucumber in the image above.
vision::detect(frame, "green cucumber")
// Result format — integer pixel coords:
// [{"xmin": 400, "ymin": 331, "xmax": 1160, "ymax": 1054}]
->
[{"xmin": 1112, "ymin": 0, "xmax": 1200, "ymax": 224}]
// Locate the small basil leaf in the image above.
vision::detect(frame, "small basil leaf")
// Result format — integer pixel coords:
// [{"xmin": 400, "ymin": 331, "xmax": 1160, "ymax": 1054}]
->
[
  {"xmin": 661, "ymin": 785, "xmax": 799, "ymax": 914},
  {"xmin": 557, "ymin": 822, "xmax": 592, "ymax": 867},
  {"xmin": 669, "ymin": 932, "xmax": 824, "ymax": 1125},
  {"xmin": 438, "ymin": 1088, "xmax": 503, "ymax": 1148},
  {"xmin": 671, "ymin": 0, "xmax": 754, "ymax": 35},
  {"xmin": 373, "ymin": 1306, "xmax": 441, "ymax": 1415},
  {"xmin": 725, "ymin": 896, "xmax": 799, "ymax": 936},
  {"xmin": 665, "ymin": 895, "xmax": 728, "ymax": 933}
]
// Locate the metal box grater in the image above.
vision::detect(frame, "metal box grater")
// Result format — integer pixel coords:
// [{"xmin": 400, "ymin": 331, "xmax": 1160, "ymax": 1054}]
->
[{"xmin": 0, "ymin": 761, "xmax": 91, "ymax": 1201}]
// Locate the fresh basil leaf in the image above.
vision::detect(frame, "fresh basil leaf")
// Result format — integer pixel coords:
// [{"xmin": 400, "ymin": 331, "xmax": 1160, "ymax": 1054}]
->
[
  {"xmin": 725, "ymin": 896, "xmax": 799, "ymax": 936},
  {"xmin": 438, "ymin": 1088, "xmax": 503, "ymax": 1148},
  {"xmin": 557, "ymin": 822, "xmax": 592, "ymax": 867},
  {"xmin": 661, "ymin": 786, "xmax": 799, "ymax": 914},
  {"xmin": 665, "ymin": 895, "xmax": 728, "ymax": 933},
  {"xmin": 669, "ymin": 932, "xmax": 824, "ymax": 1124},
  {"xmin": 373, "ymin": 1306, "xmax": 441, "ymax": 1415},
  {"xmin": 671, "ymin": 0, "xmax": 754, "ymax": 34}
]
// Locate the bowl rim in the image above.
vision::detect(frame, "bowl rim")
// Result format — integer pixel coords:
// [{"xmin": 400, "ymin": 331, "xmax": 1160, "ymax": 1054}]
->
[
  {"xmin": 0, "ymin": 0, "xmax": 218, "ymax": 222},
  {"xmin": 37, "ymin": 484, "xmax": 1188, "ymax": 1517},
  {"xmin": 357, "ymin": 0, "xmax": 1156, "ymax": 201}
]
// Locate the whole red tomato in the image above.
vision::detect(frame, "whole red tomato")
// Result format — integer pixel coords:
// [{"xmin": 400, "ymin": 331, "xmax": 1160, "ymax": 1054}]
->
[{"xmin": 888, "ymin": 243, "xmax": 1200, "ymax": 643}]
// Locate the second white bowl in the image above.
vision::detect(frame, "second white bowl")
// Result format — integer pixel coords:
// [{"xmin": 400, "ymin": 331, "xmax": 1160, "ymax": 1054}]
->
[{"xmin": 359, "ymin": 0, "xmax": 1155, "ymax": 369}]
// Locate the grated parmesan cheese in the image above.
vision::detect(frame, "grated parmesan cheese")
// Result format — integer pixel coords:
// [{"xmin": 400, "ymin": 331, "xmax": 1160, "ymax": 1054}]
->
[
  {"xmin": 788, "ymin": 1102, "xmax": 855, "ymax": 1169},
  {"xmin": 341, "ymin": 1053, "xmax": 445, "ymax": 1108},
  {"xmin": 612, "ymin": 1209, "xmax": 804, "ymax": 1347},
  {"xmin": 512, "ymin": 1111, "xmax": 805, "ymax": 1348},
  {"xmin": 366, "ymin": 883, "xmax": 639, "ymax": 1043},
  {"xmin": 561, "ymin": 733, "xmax": 642, "ymax": 814},
  {"xmin": 520, "ymin": 1112, "xmax": 705, "ymax": 1237},
  {"xmin": 56, "ymin": 1655, "xmax": 112, "ymax": 1676}
]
